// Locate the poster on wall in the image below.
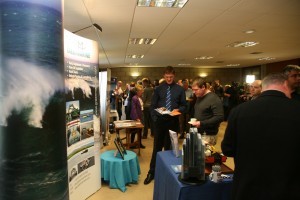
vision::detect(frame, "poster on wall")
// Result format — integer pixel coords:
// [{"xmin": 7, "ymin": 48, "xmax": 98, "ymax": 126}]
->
[
  {"xmin": 0, "ymin": 1, "xmax": 69, "ymax": 199},
  {"xmin": 64, "ymin": 29, "xmax": 101, "ymax": 200}
]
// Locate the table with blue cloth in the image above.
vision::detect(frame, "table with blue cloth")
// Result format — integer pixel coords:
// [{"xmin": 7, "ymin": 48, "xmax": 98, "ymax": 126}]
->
[
  {"xmin": 153, "ymin": 150, "xmax": 233, "ymax": 200},
  {"xmin": 101, "ymin": 150, "xmax": 141, "ymax": 192}
]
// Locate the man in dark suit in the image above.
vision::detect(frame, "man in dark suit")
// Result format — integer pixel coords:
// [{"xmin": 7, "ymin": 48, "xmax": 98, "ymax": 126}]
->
[
  {"xmin": 144, "ymin": 66, "xmax": 186, "ymax": 185},
  {"xmin": 221, "ymin": 73, "xmax": 300, "ymax": 200}
]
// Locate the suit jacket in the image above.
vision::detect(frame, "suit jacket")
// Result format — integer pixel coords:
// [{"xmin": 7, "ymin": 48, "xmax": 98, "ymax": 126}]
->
[
  {"xmin": 221, "ymin": 90, "xmax": 300, "ymax": 200},
  {"xmin": 130, "ymin": 95, "xmax": 143, "ymax": 120}
]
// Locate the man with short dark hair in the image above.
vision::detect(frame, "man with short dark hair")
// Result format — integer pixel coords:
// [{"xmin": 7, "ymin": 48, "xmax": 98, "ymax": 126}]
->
[
  {"xmin": 282, "ymin": 64, "xmax": 300, "ymax": 100},
  {"xmin": 144, "ymin": 66, "xmax": 186, "ymax": 185},
  {"xmin": 189, "ymin": 77, "xmax": 224, "ymax": 145},
  {"xmin": 221, "ymin": 73, "xmax": 300, "ymax": 200}
]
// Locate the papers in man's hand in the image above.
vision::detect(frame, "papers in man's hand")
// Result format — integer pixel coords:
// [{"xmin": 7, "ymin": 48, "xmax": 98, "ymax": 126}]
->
[
  {"xmin": 170, "ymin": 110, "xmax": 181, "ymax": 116},
  {"xmin": 155, "ymin": 107, "xmax": 181, "ymax": 116},
  {"xmin": 155, "ymin": 107, "xmax": 171, "ymax": 115}
]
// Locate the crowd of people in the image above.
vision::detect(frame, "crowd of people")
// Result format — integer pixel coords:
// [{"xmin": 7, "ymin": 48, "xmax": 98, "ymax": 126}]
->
[{"xmin": 109, "ymin": 64, "xmax": 300, "ymax": 199}]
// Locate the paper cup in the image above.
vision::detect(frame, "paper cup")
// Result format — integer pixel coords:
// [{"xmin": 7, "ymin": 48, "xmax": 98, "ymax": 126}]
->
[{"xmin": 190, "ymin": 118, "xmax": 197, "ymax": 122}]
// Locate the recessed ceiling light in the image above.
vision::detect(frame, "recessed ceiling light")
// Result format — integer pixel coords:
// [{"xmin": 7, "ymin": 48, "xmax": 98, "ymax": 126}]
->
[
  {"xmin": 226, "ymin": 41, "xmax": 259, "ymax": 48},
  {"xmin": 178, "ymin": 63, "xmax": 191, "ymax": 66},
  {"xmin": 258, "ymin": 57, "xmax": 275, "ymax": 61},
  {"xmin": 226, "ymin": 64, "xmax": 240, "ymax": 67},
  {"xmin": 243, "ymin": 29, "xmax": 256, "ymax": 34},
  {"xmin": 128, "ymin": 63, "xmax": 139, "ymax": 66},
  {"xmin": 137, "ymin": 0, "xmax": 189, "ymax": 8},
  {"xmin": 129, "ymin": 38, "xmax": 157, "ymax": 45},
  {"xmin": 194, "ymin": 56, "xmax": 213, "ymax": 60},
  {"xmin": 126, "ymin": 55, "xmax": 144, "ymax": 59}
]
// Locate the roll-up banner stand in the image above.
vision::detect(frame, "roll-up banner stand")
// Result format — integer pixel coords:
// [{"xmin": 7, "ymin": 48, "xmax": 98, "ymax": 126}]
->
[{"xmin": 64, "ymin": 29, "xmax": 101, "ymax": 200}]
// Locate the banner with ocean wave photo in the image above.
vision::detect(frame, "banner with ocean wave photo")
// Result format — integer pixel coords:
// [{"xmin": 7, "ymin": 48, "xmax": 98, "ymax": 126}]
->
[
  {"xmin": 0, "ymin": 0, "xmax": 68, "ymax": 199},
  {"xmin": 64, "ymin": 29, "xmax": 101, "ymax": 200}
]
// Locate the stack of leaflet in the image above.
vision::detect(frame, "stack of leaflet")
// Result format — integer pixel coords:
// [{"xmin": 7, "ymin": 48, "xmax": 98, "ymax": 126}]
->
[{"xmin": 179, "ymin": 128, "xmax": 206, "ymax": 185}]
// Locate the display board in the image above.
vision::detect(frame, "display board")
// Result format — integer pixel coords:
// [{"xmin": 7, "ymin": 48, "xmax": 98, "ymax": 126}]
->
[{"xmin": 64, "ymin": 29, "xmax": 101, "ymax": 200}]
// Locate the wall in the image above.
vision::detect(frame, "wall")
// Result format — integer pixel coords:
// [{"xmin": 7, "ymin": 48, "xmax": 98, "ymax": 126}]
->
[
  {"xmin": 111, "ymin": 67, "xmax": 243, "ymax": 87},
  {"xmin": 265, "ymin": 58, "xmax": 300, "ymax": 74}
]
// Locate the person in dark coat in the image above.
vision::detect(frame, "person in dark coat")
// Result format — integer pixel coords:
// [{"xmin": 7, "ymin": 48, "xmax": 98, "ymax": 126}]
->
[
  {"xmin": 144, "ymin": 66, "xmax": 186, "ymax": 185},
  {"xmin": 221, "ymin": 73, "xmax": 300, "ymax": 200}
]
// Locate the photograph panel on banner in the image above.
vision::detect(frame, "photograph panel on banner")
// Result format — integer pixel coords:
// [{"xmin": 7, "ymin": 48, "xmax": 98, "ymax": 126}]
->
[{"xmin": 64, "ymin": 29, "xmax": 101, "ymax": 200}]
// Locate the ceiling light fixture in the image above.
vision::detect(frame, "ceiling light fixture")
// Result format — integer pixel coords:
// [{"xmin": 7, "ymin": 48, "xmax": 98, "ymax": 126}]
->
[
  {"xmin": 129, "ymin": 63, "xmax": 139, "ymax": 66},
  {"xmin": 131, "ymin": 72, "xmax": 140, "ymax": 79},
  {"xmin": 126, "ymin": 55, "xmax": 144, "ymax": 59},
  {"xmin": 243, "ymin": 29, "xmax": 256, "ymax": 34},
  {"xmin": 72, "ymin": 23, "xmax": 102, "ymax": 34},
  {"xmin": 137, "ymin": 0, "xmax": 189, "ymax": 8},
  {"xmin": 258, "ymin": 57, "xmax": 275, "ymax": 61},
  {"xmin": 199, "ymin": 73, "xmax": 207, "ymax": 78},
  {"xmin": 226, "ymin": 64, "xmax": 240, "ymax": 67},
  {"xmin": 194, "ymin": 56, "xmax": 213, "ymax": 60},
  {"xmin": 226, "ymin": 41, "xmax": 259, "ymax": 48},
  {"xmin": 178, "ymin": 63, "xmax": 191, "ymax": 66},
  {"xmin": 129, "ymin": 38, "xmax": 157, "ymax": 45}
]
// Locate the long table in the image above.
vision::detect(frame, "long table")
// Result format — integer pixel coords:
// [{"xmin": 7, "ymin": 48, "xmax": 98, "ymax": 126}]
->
[{"xmin": 153, "ymin": 150, "xmax": 233, "ymax": 200}]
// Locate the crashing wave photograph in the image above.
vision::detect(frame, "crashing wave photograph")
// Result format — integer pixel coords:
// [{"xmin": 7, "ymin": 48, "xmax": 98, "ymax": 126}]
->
[{"xmin": 0, "ymin": 1, "xmax": 69, "ymax": 199}]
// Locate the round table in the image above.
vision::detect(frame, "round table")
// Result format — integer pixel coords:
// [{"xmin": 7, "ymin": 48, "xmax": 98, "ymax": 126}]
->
[{"xmin": 100, "ymin": 150, "xmax": 140, "ymax": 192}]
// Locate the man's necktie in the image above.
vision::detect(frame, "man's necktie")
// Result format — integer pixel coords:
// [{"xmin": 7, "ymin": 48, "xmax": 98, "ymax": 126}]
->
[{"xmin": 166, "ymin": 86, "xmax": 171, "ymax": 111}]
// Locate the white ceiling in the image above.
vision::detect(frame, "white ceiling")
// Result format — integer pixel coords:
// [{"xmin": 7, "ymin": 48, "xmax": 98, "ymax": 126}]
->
[{"xmin": 64, "ymin": 0, "xmax": 300, "ymax": 69}]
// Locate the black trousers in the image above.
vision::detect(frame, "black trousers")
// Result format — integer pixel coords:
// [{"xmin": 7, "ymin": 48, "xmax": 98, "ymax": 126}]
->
[
  {"xmin": 143, "ymin": 107, "xmax": 154, "ymax": 137},
  {"xmin": 148, "ymin": 116, "xmax": 179, "ymax": 175}
]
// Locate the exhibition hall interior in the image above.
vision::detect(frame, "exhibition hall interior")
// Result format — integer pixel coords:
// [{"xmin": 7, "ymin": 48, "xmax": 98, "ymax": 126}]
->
[
  {"xmin": 1, "ymin": 0, "xmax": 299, "ymax": 200},
  {"xmin": 64, "ymin": 0, "xmax": 299, "ymax": 199}
]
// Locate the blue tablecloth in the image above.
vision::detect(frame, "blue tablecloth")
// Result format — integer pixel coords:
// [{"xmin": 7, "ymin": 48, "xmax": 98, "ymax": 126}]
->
[
  {"xmin": 101, "ymin": 150, "xmax": 140, "ymax": 192},
  {"xmin": 153, "ymin": 150, "xmax": 233, "ymax": 200}
]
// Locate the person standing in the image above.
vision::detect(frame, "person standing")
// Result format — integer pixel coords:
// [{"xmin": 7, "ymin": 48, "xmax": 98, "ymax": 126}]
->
[
  {"xmin": 114, "ymin": 81, "xmax": 124, "ymax": 120},
  {"xmin": 223, "ymin": 82, "xmax": 239, "ymax": 120},
  {"xmin": 189, "ymin": 77, "xmax": 224, "ymax": 145},
  {"xmin": 144, "ymin": 66, "xmax": 186, "ymax": 185},
  {"xmin": 282, "ymin": 65, "xmax": 300, "ymax": 100},
  {"xmin": 221, "ymin": 73, "xmax": 300, "ymax": 200},
  {"xmin": 124, "ymin": 82, "xmax": 136, "ymax": 120},
  {"xmin": 179, "ymin": 79, "xmax": 193, "ymax": 139},
  {"xmin": 213, "ymin": 79, "xmax": 224, "ymax": 100},
  {"xmin": 123, "ymin": 83, "xmax": 131, "ymax": 120},
  {"xmin": 130, "ymin": 85, "xmax": 146, "ymax": 148},
  {"xmin": 249, "ymin": 80, "xmax": 262, "ymax": 100},
  {"xmin": 142, "ymin": 78, "xmax": 154, "ymax": 139}
]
